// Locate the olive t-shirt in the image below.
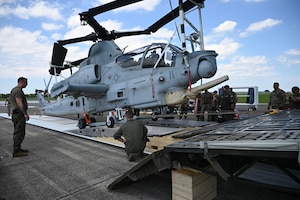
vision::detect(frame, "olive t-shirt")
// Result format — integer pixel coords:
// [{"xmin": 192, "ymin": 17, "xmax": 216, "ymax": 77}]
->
[
  {"xmin": 114, "ymin": 119, "xmax": 148, "ymax": 153},
  {"xmin": 10, "ymin": 86, "xmax": 28, "ymax": 113}
]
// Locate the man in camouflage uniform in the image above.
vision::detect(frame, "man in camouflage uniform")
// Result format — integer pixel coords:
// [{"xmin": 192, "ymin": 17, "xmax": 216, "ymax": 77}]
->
[
  {"xmin": 230, "ymin": 88, "xmax": 238, "ymax": 109},
  {"xmin": 10, "ymin": 77, "xmax": 30, "ymax": 157},
  {"xmin": 179, "ymin": 101, "xmax": 188, "ymax": 119},
  {"xmin": 211, "ymin": 90, "xmax": 219, "ymax": 121},
  {"xmin": 199, "ymin": 89, "xmax": 213, "ymax": 121},
  {"xmin": 218, "ymin": 85, "xmax": 235, "ymax": 122},
  {"xmin": 268, "ymin": 82, "xmax": 286, "ymax": 110},
  {"xmin": 289, "ymin": 86, "xmax": 300, "ymax": 109}
]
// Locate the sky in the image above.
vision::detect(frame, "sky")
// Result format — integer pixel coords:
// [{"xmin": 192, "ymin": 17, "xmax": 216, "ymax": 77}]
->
[{"xmin": 0, "ymin": 0, "xmax": 299, "ymax": 95}]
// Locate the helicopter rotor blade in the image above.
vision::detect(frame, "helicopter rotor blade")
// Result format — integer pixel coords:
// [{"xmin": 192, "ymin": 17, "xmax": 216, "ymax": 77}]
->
[{"xmin": 77, "ymin": 0, "xmax": 205, "ymax": 40}]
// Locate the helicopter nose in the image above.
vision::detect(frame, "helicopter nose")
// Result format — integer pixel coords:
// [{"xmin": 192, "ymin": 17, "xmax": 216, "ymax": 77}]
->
[{"xmin": 197, "ymin": 58, "xmax": 217, "ymax": 78}]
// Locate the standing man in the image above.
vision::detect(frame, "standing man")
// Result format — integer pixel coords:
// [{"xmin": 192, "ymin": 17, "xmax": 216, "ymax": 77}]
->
[
  {"xmin": 230, "ymin": 88, "xmax": 238, "ymax": 109},
  {"xmin": 218, "ymin": 85, "xmax": 235, "ymax": 122},
  {"xmin": 199, "ymin": 89, "xmax": 213, "ymax": 121},
  {"xmin": 289, "ymin": 86, "xmax": 300, "ymax": 109},
  {"xmin": 268, "ymin": 82, "xmax": 286, "ymax": 110},
  {"xmin": 10, "ymin": 77, "xmax": 29, "ymax": 157},
  {"xmin": 194, "ymin": 93, "xmax": 202, "ymax": 121},
  {"xmin": 179, "ymin": 101, "xmax": 188, "ymax": 119},
  {"xmin": 114, "ymin": 110, "xmax": 148, "ymax": 162},
  {"xmin": 211, "ymin": 90, "xmax": 219, "ymax": 121}
]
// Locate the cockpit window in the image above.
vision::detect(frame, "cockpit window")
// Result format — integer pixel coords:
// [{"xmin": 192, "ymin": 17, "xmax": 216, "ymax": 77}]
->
[
  {"xmin": 116, "ymin": 52, "xmax": 142, "ymax": 68},
  {"xmin": 164, "ymin": 47, "xmax": 177, "ymax": 67},
  {"xmin": 116, "ymin": 43, "xmax": 180, "ymax": 68}
]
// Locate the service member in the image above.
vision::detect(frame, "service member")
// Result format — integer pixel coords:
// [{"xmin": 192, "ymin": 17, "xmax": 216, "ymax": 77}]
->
[
  {"xmin": 114, "ymin": 110, "xmax": 148, "ymax": 161},
  {"xmin": 10, "ymin": 77, "xmax": 30, "ymax": 157}
]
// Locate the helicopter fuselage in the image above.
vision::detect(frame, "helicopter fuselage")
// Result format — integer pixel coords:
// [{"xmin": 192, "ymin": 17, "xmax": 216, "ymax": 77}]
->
[{"xmin": 47, "ymin": 40, "xmax": 218, "ymax": 115}]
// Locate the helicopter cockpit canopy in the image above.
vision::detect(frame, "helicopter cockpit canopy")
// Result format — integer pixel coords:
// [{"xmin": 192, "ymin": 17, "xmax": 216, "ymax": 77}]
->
[{"xmin": 116, "ymin": 43, "xmax": 182, "ymax": 68}]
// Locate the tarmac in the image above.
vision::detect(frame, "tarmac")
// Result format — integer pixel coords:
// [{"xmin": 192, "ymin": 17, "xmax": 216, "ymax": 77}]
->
[
  {"xmin": 0, "ymin": 113, "xmax": 172, "ymax": 200},
  {"xmin": 0, "ymin": 102, "xmax": 299, "ymax": 200}
]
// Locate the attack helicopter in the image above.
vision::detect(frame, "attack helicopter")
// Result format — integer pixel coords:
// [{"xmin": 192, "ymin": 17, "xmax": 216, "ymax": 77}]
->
[{"xmin": 36, "ymin": 0, "xmax": 229, "ymax": 128}]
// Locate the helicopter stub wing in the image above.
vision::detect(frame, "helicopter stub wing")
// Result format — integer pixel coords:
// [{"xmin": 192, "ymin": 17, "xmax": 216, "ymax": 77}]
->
[
  {"xmin": 50, "ymin": 81, "xmax": 109, "ymax": 98},
  {"xmin": 165, "ymin": 75, "xmax": 229, "ymax": 105}
]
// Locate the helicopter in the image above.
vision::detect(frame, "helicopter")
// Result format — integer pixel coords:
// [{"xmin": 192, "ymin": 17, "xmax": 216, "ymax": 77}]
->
[{"xmin": 36, "ymin": 0, "xmax": 229, "ymax": 128}]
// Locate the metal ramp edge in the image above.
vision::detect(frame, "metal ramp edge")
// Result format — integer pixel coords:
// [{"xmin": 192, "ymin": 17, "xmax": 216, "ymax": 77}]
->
[{"xmin": 108, "ymin": 150, "xmax": 169, "ymax": 190}]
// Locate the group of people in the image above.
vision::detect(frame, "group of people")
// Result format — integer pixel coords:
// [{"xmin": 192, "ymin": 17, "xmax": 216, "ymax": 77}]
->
[
  {"xmin": 189, "ymin": 85, "xmax": 237, "ymax": 122},
  {"xmin": 268, "ymin": 82, "xmax": 300, "ymax": 110}
]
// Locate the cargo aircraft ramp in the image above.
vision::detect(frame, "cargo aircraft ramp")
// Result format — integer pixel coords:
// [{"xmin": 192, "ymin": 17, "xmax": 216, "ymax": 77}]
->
[{"xmin": 164, "ymin": 109, "xmax": 300, "ymax": 193}]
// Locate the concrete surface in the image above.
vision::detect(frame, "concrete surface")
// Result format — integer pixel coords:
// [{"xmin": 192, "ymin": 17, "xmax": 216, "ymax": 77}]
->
[{"xmin": 0, "ymin": 117, "xmax": 172, "ymax": 200}]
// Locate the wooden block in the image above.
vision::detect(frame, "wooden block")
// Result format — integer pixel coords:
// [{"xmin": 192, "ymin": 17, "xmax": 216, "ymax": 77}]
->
[{"xmin": 172, "ymin": 167, "xmax": 217, "ymax": 200}]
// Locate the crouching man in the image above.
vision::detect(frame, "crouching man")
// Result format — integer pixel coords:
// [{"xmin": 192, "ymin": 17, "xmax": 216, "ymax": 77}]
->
[{"xmin": 114, "ymin": 110, "xmax": 148, "ymax": 162}]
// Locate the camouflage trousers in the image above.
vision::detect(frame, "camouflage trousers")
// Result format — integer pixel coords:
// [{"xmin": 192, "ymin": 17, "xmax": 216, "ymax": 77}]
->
[
  {"xmin": 12, "ymin": 112, "xmax": 26, "ymax": 151},
  {"xmin": 200, "ymin": 104, "xmax": 212, "ymax": 121}
]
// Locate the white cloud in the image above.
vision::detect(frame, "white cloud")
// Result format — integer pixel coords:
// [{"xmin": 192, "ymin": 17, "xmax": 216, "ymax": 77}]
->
[
  {"xmin": 12, "ymin": 5, "xmax": 28, "ymax": 19},
  {"xmin": 239, "ymin": 18, "xmax": 282, "ymax": 37},
  {"xmin": 284, "ymin": 49, "xmax": 300, "ymax": 56},
  {"xmin": 220, "ymin": 0, "xmax": 231, "ymax": 3},
  {"xmin": 277, "ymin": 55, "xmax": 300, "ymax": 66},
  {"xmin": 67, "ymin": 14, "xmax": 81, "ymax": 28},
  {"xmin": 213, "ymin": 21, "xmax": 237, "ymax": 33},
  {"xmin": 276, "ymin": 49, "xmax": 300, "ymax": 66},
  {"xmin": 97, "ymin": 0, "xmax": 161, "ymax": 12},
  {"xmin": 245, "ymin": 0, "xmax": 265, "ymax": 2},
  {"xmin": 51, "ymin": 33, "xmax": 62, "ymax": 41},
  {"xmin": 0, "ymin": 26, "xmax": 48, "ymax": 54},
  {"xmin": 0, "ymin": 26, "xmax": 52, "ymax": 79},
  {"xmin": 0, "ymin": 1, "xmax": 63, "ymax": 20},
  {"xmin": 115, "ymin": 27, "xmax": 173, "ymax": 51},
  {"xmin": 29, "ymin": 1, "xmax": 62, "ymax": 20},
  {"xmin": 232, "ymin": 55, "xmax": 268, "ymax": 65},
  {"xmin": 221, "ymin": 0, "xmax": 266, "ymax": 3},
  {"xmin": 205, "ymin": 37, "xmax": 241, "ymax": 59},
  {"xmin": 218, "ymin": 55, "xmax": 275, "ymax": 78},
  {"xmin": 288, "ymin": 59, "xmax": 300, "ymax": 65},
  {"xmin": 42, "ymin": 23, "xmax": 63, "ymax": 31},
  {"xmin": 0, "ymin": 0, "xmax": 16, "ymax": 5},
  {"xmin": 205, "ymin": 21, "xmax": 238, "ymax": 45},
  {"xmin": 205, "ymin": 54, "xmax": 277, "ymax": 92},
  {"xmin": 63, "ymin": 22, "xmax": 94, "ymax": 40},
  {"xmin": 100, "ymin": 19, "xmax": 123, "ymax": 31}
]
